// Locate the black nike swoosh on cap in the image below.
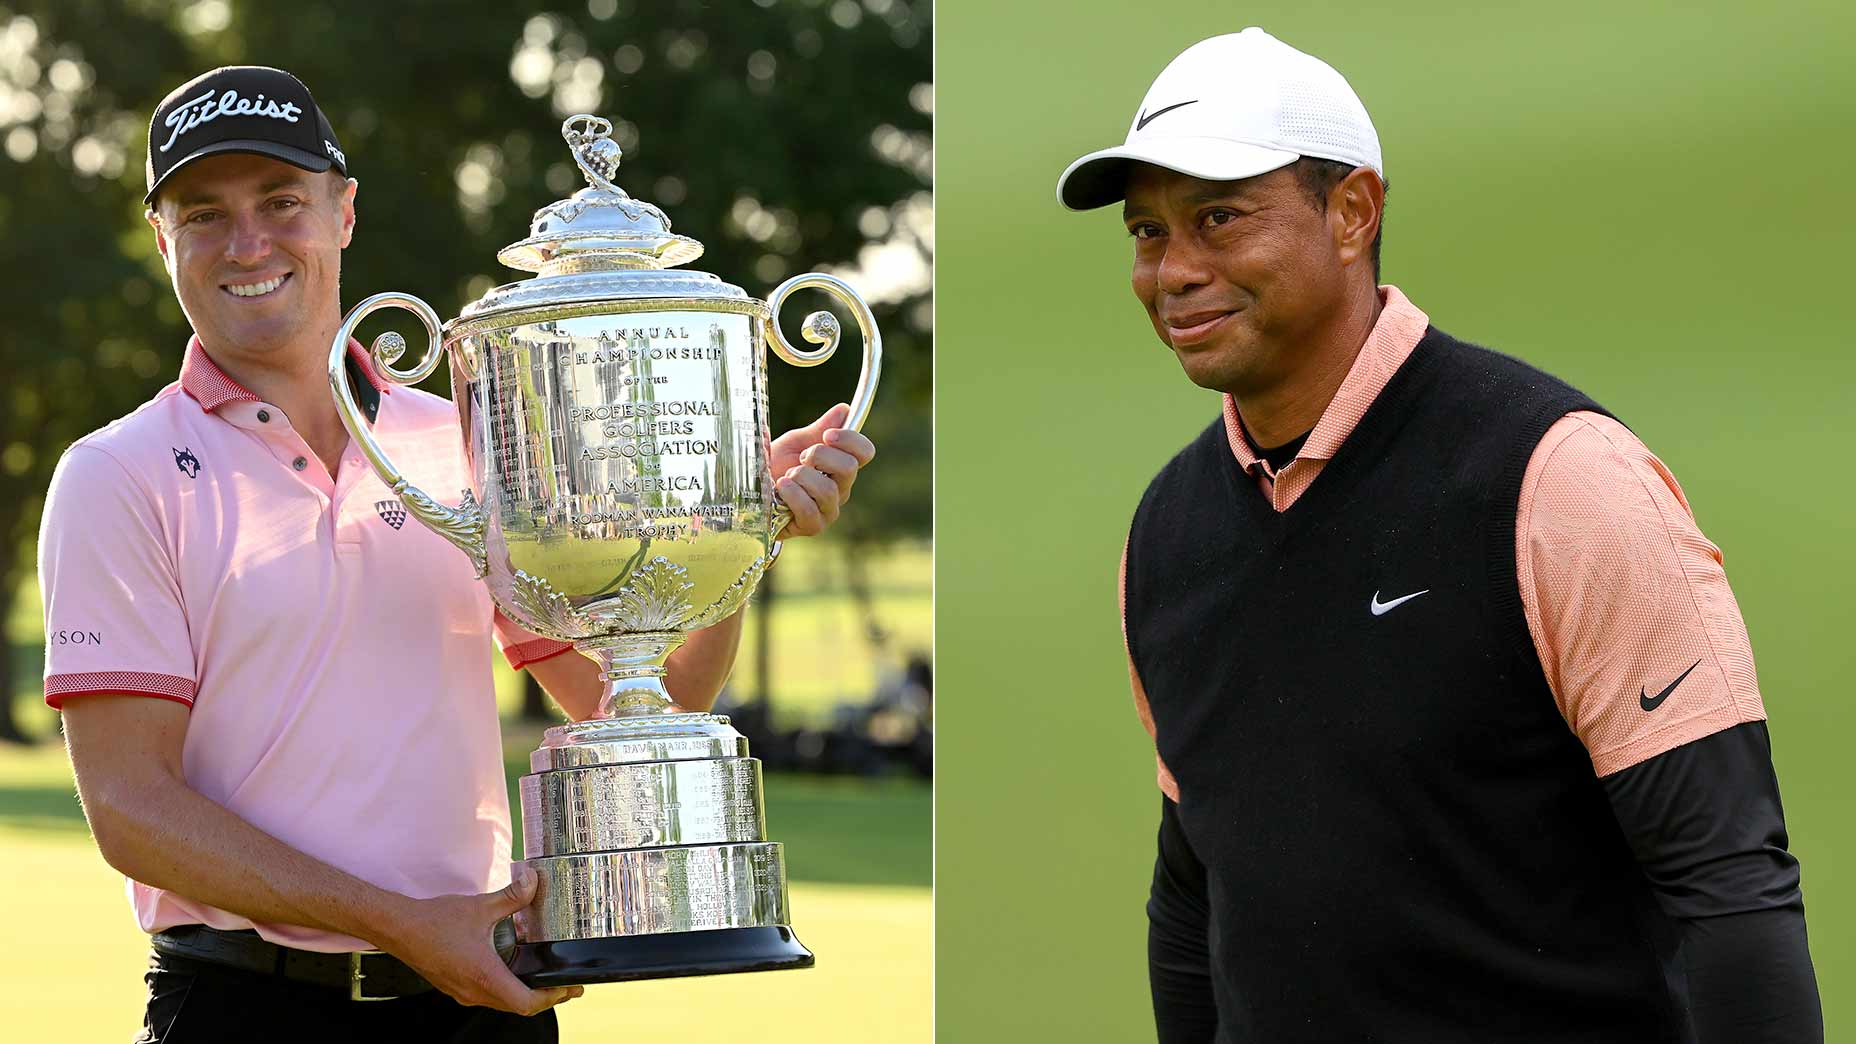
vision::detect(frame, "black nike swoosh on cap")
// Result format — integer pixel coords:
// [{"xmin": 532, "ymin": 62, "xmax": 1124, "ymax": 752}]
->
[
  {"xmin": 1640, "ymin": 658, "xmax": 1704, "ymax": 712},
  {"xmin": 1135, "ymin": 100, "xmax": 1198, "ymax": 131}
]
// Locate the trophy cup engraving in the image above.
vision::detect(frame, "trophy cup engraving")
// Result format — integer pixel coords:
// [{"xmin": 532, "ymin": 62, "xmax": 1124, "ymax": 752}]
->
[{"xmin": 327, "ymin": 114, "xmax": 880, "ymax": 985}]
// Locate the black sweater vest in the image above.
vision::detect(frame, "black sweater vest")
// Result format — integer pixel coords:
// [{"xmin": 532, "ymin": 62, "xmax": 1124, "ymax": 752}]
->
[{"xmin": 1125, "ymin": 328, "xmax": 1684, "ymax": 1043}]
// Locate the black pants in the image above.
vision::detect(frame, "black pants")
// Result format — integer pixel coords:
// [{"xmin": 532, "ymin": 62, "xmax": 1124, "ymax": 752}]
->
[{"xmin": 135, "ymin": 951, "xmax": 559, "ymax": 1043}]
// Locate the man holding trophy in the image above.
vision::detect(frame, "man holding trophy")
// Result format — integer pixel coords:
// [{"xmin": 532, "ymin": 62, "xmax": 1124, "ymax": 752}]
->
[{"xmin": 38, "ymin": 65, "xmax": 876, "ymax": 1041}]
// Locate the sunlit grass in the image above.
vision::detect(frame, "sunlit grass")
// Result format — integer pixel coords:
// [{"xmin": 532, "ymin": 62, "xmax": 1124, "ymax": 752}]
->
[{"xmin": 5, "ymin": 828, "xmax": 929, "ymax": 1043}]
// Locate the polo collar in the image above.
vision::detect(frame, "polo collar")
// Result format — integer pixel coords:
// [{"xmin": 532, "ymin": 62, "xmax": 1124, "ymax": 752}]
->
[
  {"xmin": 1222, "ymin": 284, "xmax": 1430, "ymax": 473},
  {"xmin": 180, "ymin": 335, "xmax": 388, "ymax": 422}
]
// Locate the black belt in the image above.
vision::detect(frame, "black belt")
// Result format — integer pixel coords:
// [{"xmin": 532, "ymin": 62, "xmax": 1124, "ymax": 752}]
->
[{"xmin": 151, "ymin": 925, "xmax": 435, "ymax": 1001}]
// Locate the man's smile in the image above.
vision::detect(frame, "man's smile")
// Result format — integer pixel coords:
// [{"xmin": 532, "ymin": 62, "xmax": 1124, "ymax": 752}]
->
[
  {"xmin": 1162, "ymin": 307, "xmax": 1238, "ymax": 346},
  {"xmin": 221, "ymin": 272, "xmax": 291, "ymax": 299}
]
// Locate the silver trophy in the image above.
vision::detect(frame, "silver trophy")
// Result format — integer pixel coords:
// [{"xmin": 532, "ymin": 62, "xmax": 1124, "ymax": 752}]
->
[{"xmin": 327, "ymin": 114, "xmax": 879, "ymax": 985}]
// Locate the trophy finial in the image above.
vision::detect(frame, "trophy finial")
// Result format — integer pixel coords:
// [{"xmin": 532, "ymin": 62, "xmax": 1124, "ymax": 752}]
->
[
  {"xmin": 563, "ymin": 114, "xmax": 626, "ymax": 195},
  {"xmin": 495, "ymin": 113, "xmax": 699, "ymax": 275}
]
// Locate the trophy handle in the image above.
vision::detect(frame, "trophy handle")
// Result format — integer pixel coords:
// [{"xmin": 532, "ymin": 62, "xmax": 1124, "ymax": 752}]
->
[
  {"xmin": 329, "ymin": 292, "xmax": 490, "ymax": 578},
  {"xmin": 763, "ymin": 273, "xmax": 882, "ymax": 540}
]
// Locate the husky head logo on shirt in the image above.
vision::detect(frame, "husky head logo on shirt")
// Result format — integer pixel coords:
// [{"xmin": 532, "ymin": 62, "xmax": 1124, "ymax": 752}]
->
[{"xmin": 173, "ymin": 446, "xmax": 202, "ymax": 479}]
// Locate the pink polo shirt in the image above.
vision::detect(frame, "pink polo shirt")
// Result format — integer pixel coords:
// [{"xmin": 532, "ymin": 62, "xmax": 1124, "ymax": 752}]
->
[
  {"xmin": 1122, "ymin": 286, "xmax": 1766, "ymax": 797},
  {"xmin": 39, "ymin": 337, "xmax": 571, "ymax": 952}
]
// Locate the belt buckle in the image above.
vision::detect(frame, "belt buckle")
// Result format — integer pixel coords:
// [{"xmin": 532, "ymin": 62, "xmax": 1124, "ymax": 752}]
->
[{"xmin": 349, "ymin": 951, "xmax": 393, "ymax": 1002}]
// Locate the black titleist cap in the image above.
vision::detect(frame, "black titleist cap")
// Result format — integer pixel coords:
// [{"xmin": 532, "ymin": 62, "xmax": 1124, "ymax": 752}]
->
[{"xmin": 145, "ymin": 65, "xmax": 347, "ymax": 204}]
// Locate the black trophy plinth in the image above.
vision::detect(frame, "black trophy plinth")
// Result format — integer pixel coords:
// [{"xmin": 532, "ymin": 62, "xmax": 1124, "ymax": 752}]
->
[{"xmin": 507, "ymin": 927, "xmax": 814, "ymax": 987}]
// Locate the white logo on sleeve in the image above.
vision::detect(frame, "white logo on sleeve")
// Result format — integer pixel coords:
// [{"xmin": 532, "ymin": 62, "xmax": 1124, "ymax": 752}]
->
[
  {"xmin": 160, "ymin": 89, "xmax": 303, "ymax": 152},
  {"xmin": 1369, "ymin": 589, "xmax": 1429, "ymax": 616}
]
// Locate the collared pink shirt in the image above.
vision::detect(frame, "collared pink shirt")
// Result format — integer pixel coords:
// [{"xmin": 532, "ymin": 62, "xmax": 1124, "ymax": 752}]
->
[
  {"xmin": 39, "ymin": 337, "xmax": 568, "ymax": 951},
  {"xmin": 1123, "ymin": 286, "xmax": 1765, "ymax": 797}
]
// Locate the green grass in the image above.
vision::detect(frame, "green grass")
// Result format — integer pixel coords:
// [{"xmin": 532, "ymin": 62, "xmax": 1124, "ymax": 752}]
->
[
  {"xmin": 3, "ymin": 829, "xmax": 928, "ymax": 1043},
  {"xmin": 0, "ymin": 740, "xmax": 89, "ymax": 835},
  {"xmin": 936, "ymin": 1, "xmax": 1856, "ymax": 1040}
]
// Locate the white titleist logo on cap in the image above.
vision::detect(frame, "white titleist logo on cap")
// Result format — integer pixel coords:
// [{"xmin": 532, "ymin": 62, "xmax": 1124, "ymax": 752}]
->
[{"xmin": 160, "ymin": 88, "xmax": 303, "ymax": 153}]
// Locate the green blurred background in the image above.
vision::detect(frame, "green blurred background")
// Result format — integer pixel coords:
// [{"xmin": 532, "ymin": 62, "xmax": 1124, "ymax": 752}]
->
[
  {"xmin": 0, "ymin": 1, "xmax": 930, "ymax": 1040},
  {"xmin": 937, "ymin": 1, "xmax": 1852, "ymax": 1040}
]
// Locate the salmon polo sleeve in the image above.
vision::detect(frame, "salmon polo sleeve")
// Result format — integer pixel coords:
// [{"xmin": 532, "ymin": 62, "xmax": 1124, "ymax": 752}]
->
[
  {"xmin": 493, "ymin": 610, "xmax": 576, "ymax": 671},
  {"xmin": 38, "ymin": 445, "xmax": 198, "ymax": 709},
  {"xmin": 1122, "ymin": 538, "xmax": 1180, "ymax": 801},
  {"xmin": 1518, "ymin": 412, "xmax": 1767, "ymax": 776}
]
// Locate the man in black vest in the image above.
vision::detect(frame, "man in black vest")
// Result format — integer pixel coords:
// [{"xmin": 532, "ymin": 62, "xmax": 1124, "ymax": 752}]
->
[{"xmin": 1058, "ymin": 27, "xmax": 1822, "ymax": 1044}]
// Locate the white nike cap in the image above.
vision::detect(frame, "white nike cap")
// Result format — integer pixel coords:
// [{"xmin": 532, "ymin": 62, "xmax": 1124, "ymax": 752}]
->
[{"xmin": 1057, "ymin": 27, "xmax": 1384, "ymax": 211}]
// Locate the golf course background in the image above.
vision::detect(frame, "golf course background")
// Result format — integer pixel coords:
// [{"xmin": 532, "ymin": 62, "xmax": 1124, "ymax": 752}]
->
[{"xmin": 937, "ymin": 1, "xmax": 1853, "ymax": 1040}]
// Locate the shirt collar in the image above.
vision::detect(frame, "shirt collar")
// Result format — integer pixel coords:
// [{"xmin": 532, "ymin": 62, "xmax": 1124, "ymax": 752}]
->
[
  {"xmin": 1222, "ymin": 284, "xmax": 1430, "ymax": 472},
  {"xmin": 179, "ymin": 334, "xmax": 389, "ymax": 417}
]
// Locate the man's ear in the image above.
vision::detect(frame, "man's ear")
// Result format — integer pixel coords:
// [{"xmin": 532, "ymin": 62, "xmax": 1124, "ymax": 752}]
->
[
  {"xmin": 337, "ymin": 176, "xmax": 357, "ymax": 249},
  {"xmin": 1330, "ymin": 166, "xmax": 1384, "ymax": 272},
  {"xmin": 145, "ymin": 208, "xmax": 172, "ymax": 266}
]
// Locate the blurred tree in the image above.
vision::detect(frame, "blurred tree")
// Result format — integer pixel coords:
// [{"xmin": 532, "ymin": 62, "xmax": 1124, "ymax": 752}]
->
[
  {"xmin": 0, "ymin": 0, "xmax": 931, "ymax": 741},
  {"xmin": 0, "ymin": 1, "xmax": 198, "ymax": 741}
]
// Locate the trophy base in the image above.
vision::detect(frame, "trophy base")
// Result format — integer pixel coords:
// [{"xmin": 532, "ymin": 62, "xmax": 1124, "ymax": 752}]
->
[{"xmin": 508, "ymin": 926, "xmax": 814, "ymax": 987}]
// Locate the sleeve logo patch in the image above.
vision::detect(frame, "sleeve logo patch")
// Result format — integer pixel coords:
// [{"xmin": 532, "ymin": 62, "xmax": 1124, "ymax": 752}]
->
[{"xmin": 49, "ymin": 629, "xmax": 103, "ymax": 646}]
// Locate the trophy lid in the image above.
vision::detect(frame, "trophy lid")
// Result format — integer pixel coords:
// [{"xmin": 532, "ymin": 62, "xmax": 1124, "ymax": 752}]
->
[{"xmin": 457, "ymin": 114, "xmax": 752, "ymax": 324}]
